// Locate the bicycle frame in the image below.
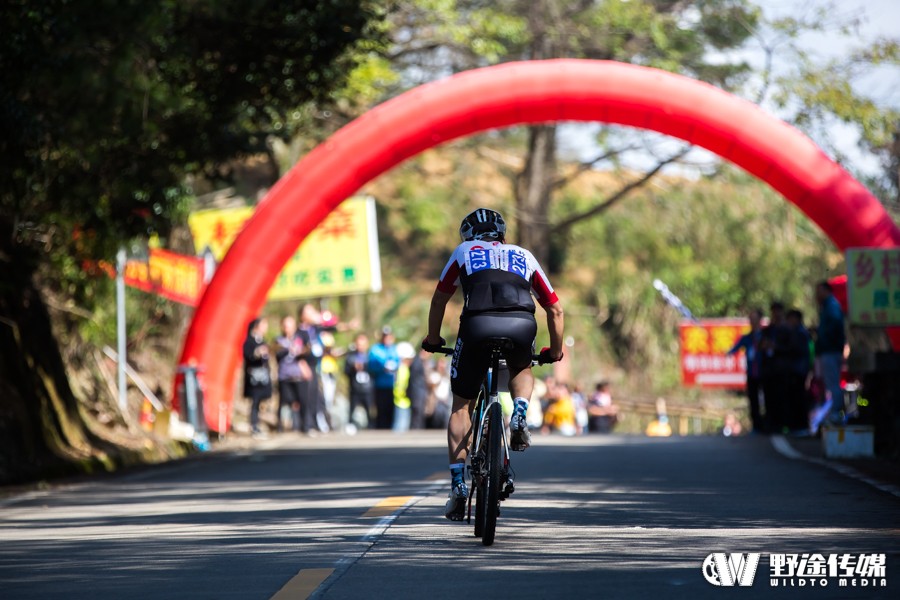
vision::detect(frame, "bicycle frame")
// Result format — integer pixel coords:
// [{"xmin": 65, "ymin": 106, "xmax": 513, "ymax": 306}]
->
[{"xmin": 469, "ymin": 346, "xmax": 509, "ymax": 481}]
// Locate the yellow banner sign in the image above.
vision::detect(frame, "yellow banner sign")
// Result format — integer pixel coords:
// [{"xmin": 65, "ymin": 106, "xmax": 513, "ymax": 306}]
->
[
  {"xmin": 847, "ymin": 247, "xmax": 900, "ymax": 326},
  {"xmin": 188, "ymin": 197, "xmax": 382, "ymax": 300},
  {"xmin": 187, "ymin": 206, "xmax": 253, "ymax": 262}
]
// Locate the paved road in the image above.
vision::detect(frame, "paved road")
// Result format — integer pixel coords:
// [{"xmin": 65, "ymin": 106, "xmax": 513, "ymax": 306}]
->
[{"xmin": 1, "ymin": 432, "xmax": 898, "ymax": 599}]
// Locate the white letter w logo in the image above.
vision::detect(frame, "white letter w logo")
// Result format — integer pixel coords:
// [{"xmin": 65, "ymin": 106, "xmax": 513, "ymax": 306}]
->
[{"xmin": 702, "ymin": 553, "xmax": 761, "ymax": 586}]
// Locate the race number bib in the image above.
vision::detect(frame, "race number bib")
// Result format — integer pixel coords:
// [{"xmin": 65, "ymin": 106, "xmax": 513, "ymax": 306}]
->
[
  {"xmin": 507, "ymin": 250, "xmax": 528, "ymax": 279},
  {"xmin": 467, "ymin": 247, "xmax": 491, "ymax": 273}
]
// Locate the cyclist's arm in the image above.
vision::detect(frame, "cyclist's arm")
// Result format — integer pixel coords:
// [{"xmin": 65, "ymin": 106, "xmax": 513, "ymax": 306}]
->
[
  {"xmin": 544, "ymin": 300, "xmax": 565, "ymax": 360},
  {"xmin": 426, "ymin": 288, "xmax": 454, "ymax": 346},
  {"xmin": 426, "ymin": 247, "xmax": 462, "ymax": 346},
  {"xmin": 525, "ymin": 249, "xmax": 564, "ymax": 360}
]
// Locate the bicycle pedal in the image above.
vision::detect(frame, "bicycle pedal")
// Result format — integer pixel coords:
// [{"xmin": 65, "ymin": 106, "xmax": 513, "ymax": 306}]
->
[{"xmin": 499, "ymin": 479, "xmax": 515, "ymax": 500}]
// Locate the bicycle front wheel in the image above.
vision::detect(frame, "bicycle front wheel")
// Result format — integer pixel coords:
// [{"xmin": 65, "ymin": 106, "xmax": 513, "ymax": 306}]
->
[{"xmin": 481, "ymin": 401, "xmax": 503, "ymax": 546}]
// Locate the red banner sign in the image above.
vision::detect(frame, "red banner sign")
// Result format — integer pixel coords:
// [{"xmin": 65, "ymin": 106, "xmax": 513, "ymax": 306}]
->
[
  {"xmin": 680, "ymin": 319, "xmax": 750, "ymax": 389},
  {"xmin": 123, "ymin": 248, "xmax": 205, "ymax": 306}
]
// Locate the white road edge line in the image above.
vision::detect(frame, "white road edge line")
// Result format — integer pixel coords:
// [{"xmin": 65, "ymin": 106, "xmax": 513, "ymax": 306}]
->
[
  {"xmin": 308, "ymin": 478, "xmax": 448, "ymax": 599},
  {"xmin": 770, "ymin": 435, "xmax": 900, "ymax": 499}
]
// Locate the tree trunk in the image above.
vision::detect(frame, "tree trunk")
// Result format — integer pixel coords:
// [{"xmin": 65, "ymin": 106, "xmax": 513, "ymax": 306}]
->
[
  {"xmin": 0, "ymin": 241, "xmax": 96, "ymax": 484},
  {"xmin": 0, "ymin": 214, "xmax": 149, "ymax": 484},
  {"xmin": 513, "ymin": 0, "xmax": 560, "ymax": 268},
  {"xmin": 514, "ymin": 124, "xmax": 557, "ymax": 267}
]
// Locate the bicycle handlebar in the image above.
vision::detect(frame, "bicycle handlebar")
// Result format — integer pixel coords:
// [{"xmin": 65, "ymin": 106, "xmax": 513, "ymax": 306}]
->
[
  {"xmin": 423, "ymin": 345, "xmax": 557, "ymax": 365},
  {"xmin": 425, "ymin": 346, "xmax": 454, "ymax": 356}
]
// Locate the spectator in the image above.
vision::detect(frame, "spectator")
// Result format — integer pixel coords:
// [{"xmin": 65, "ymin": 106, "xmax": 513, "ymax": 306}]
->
[
  {"xmin": 408, "ymin": 348, "xmax": 430, "ymax": 430},
  {"xmin": 815, "ymin": 281, "xmax": 847, "ymax": 425},
  {"xmin": 275, "ymin": 316, "xmax": 312, "ymax": 433},
  {"xmin": 785, "ymin": 309, "xmax": 813, "ymax": 432},
  {"xmin": 760, "ymin": 301, "xmax": 790, "ymax": 434},
  {"xmin": 728, "ymin": 308, "xmax": 765, "ymax": 433},
  {"xmin": 393, "ymin": 342, "xmax": 416, "ymax": 432},
  {"xmin": 722, "ymin": 413, "xmax": 743, "ymax": 437},
  {"xmin": 646, "ymin": 397, "xmax": 672, "ymax": 437},
  {"xmin": 571, "ymin": 384, "xmax": 588, "ymax": 435},
  {"xmin": 344, "ymin": 333, "xmax": 374, "ymax": 430},
  {"xmin": 298, "ymin": 303, "xmax": 325, "ymax": 433},
  {"xmin": 242, "ymin": 317, "xmax": 272, "ymax": 439},
  {"xmin": 587, "ymin": 381, "xmax": 619, "ymax": 433},
  {"xmin": 542, "ymin": 382, "xmax": 578, "ymax": 436},
  {"xmin": 427, "ymin": 357, "xmax": 452, "ymax": 429},
  {"xmin": 368, "ymin": 326, "xmax": 400, "ymax": 429},
  {"xmin": 527, "ymin": 376, "xmax": 546, "ymax": 430},
  {"xmin": 319, "ymin": 331, "xmax": 340, "ymax": 432}
]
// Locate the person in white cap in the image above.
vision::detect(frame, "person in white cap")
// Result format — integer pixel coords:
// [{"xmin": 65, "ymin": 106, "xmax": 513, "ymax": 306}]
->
[{"xmin": 392, "ymin": 341, "xmax": 416, "ymax": 432}]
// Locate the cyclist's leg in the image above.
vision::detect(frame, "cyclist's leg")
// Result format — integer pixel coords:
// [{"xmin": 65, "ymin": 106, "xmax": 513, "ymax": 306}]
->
[
  {"xmin": 445, "ymin": 321, "xmax": 488, "ymax": 520},
  {"xmin": 502, "ymin": 314, "xmax": 538, "ymax": 450},
  {"xmin": 447, "ymin": 392, "xmax": 475, "ymax": 464},
  {"xmin": 448, "ymin": 318, "xmax": 492, "ymax": 462},
  {"xmin": 445, "ymin": 391, "xmax": 476, "ymax": 520},
  {"xmin": 508, "ymin": 365, "xmax": 534, "ymax": 401}
]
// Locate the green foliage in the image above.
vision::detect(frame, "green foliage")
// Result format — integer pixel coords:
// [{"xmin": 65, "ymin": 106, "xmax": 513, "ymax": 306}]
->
[
  {"xmin": 336, "ymin": 54, "xmax": 401, "ymax": 109},
  {"xmin": 558, "ymin": 166, "xmax": 839, "ymax": 385},
  {"xmin": 581, "ymin": 0, "xmax": 759, "ymax": 84},
  {"xmin": 377, "ymin": 151, "xmax": 840, "ymax": 393},
  {"xmin": 1, "ymin": 0, "xmax": 387, "ymax": 264},
  {"xmin": 754, "ymin": 6, "xmax": 900, "ymax": 206}
]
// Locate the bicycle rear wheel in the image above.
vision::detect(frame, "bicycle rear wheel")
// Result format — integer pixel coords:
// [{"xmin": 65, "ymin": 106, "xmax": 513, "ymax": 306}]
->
[
  {"xmin": 474, "ymin": 471, "xmax": 486, "ymax": 538},
  {"xmin": 481, "ymin": 401, "xmax": 503, "ymax": 546}
]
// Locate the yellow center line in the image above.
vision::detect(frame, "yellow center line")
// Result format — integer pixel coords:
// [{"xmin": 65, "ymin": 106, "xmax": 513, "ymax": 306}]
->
[
  {"xmin": 270, "ymin": 568, "xmax": 334, "ymax": 600},
  {"xmin": 361, "ymin": 495, "xmax": 414, "ymax": 518}
]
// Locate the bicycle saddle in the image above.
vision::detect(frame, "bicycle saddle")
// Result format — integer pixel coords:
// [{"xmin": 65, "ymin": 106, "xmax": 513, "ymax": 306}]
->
[{"xmin": 481, "ymin": 336, "xmax": 516, "ymax": 350}]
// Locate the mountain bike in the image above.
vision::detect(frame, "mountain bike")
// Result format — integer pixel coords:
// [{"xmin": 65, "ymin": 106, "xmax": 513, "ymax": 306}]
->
[{"xmin": 431, "ymin": 338, "xmax": 547, "ymax": 546}]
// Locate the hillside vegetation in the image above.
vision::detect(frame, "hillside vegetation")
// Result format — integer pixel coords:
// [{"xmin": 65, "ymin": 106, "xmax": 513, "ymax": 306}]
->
[{"xmin": 359, "ymin": 138, "xmax": 842, "ymax": 396}]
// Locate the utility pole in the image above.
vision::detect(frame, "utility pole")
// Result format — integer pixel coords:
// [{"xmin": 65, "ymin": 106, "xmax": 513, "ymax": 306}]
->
[{"xmin": 116, "ymin": 246, "xmax": 127, "ymax": 411}]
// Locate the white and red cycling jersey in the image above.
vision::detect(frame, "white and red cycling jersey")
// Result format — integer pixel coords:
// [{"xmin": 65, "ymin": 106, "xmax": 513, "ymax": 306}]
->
[{"xmin": 436, "ymin": 240, "xmax": 558, "ymax": 315}]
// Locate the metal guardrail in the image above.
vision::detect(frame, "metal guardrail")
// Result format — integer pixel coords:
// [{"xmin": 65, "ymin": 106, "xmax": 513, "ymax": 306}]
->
[{"xmin": 613, "ymin": 397, "xmax": 743, "ymax": 435}]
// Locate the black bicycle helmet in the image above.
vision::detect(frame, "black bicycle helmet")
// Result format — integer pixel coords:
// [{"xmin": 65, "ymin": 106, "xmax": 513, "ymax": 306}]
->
[{"xmin": 459, "ymin": 208, "xmax": 507, "ymax": 242}]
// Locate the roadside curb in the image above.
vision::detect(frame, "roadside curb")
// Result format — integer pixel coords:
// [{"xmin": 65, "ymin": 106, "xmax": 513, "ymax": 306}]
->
[{"xmin": 770, "ymin": 435, "xmax": 900, "ymax": 499}]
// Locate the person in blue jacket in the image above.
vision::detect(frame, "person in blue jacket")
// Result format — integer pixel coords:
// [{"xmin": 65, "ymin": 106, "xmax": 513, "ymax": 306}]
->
[
  {"xmin": 368, "ymin": 326, "xmax": 400, "ymax": 429},
  {"xmin": 728, "ymin": 309, "xmax": 765, "ymax": 433},
  {"xmin": 815, "ymin": 281, "xmax": 846, "ymax": 424}
]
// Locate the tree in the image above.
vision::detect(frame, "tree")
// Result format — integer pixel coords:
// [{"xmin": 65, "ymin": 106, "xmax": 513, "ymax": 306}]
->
[
  {"xmin": 377, "ymin": 1, "xmax": 899, "ymax": 268},
  {"xmin": 377, "ymin": 0, "xmax": 761, "ymax": 265},
  {"xmin": 0, "ymin": 0, "xmax": 387, "ymax": 483},
  {"xmin": 363, "ymin": 0, "xmax": 894, "ymax": 386},
  {"xmin": 751, "ymin": 10, "xmax": 900, "ymax": 213}
]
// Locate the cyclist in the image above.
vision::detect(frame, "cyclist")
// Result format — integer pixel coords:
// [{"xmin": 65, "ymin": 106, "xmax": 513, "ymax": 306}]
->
[{"xmin": 423, "ymin": 208, "xmax": 564, "ymax": 521}]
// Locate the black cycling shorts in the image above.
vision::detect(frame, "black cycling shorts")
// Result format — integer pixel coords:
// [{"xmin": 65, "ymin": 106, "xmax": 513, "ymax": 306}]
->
[{"xmin": 450, "ymin": 311, "xmax": 537, "ymax": 399}]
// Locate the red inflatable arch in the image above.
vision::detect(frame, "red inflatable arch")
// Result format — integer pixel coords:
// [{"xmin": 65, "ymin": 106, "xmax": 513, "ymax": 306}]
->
[{"xmin": 176, "ymin": 59, "xmax": 900, "ymax": 431}]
